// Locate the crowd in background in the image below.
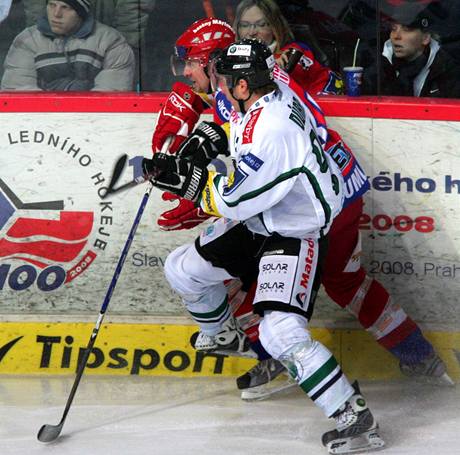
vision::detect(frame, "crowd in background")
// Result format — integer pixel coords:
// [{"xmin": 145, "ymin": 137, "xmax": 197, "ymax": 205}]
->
[{"xmin": 0, "ymin": 0, "xmax": 459, "ymax": 97}]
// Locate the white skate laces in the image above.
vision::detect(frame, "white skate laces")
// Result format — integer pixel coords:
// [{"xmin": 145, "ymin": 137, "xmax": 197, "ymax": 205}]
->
[
  {"xmin": 190, "ymin": 316, "xmax": 253, "ymax": 356},
  {"xmin": 193, "ymin": 332, "xmax": 219, "ymax": 350},
  {"xmin": 322, "ymin": 382, "xmax": 385, "ymax": 454},
  {"xmin": 333, "ymin": 394, "xmax": 369, "ymax": 433}
]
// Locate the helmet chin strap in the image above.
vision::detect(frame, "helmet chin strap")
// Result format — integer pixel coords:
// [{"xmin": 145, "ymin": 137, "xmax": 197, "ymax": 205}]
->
[
  {"xmin": 229, "ymin": 88, "xmax": 252, "ymax": 115},
  {"xmin": 203, "ymin": 66, "xmax": 213, "ymax": 95},
  {"xmin": 206, "ymin": 79, "xmax": 213, "ymax": 95}
]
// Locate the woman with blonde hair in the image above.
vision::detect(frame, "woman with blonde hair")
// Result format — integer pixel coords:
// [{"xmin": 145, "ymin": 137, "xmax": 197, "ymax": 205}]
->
[{"xmin": 233, "ymin": 0, "xmax": 343, "ymax": 94}]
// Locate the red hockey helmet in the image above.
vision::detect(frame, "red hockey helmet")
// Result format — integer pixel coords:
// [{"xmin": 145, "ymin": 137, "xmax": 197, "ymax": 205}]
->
[{"xmin": 171, "ymin": 18, "xmax": 236, "ymax": 76}]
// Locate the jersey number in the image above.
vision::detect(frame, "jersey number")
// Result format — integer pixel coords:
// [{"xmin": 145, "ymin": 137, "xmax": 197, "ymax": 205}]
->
[{"xmin": 310, "ymin": 130, "xmax": 340, "ymax": 195}]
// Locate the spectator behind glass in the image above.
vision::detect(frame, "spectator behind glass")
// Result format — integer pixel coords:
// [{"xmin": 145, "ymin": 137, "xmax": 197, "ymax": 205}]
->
[
  {"xmin": 1, "ymin": 0, "xmax": 135, "ymax": 91},
  {"xmin": 0, "ymin": 0, "xmax": 12, "ymax": 24},
  {"xmin": 21, "ymin": 0, "xmax": 156, "ymax": 59},
  {"xmin": 362, "ymin": 2, "xmax": 460, "ymax": 97},
  {"xmin": 233, "ymin": 0, "xmax": 343, "ymax": 95}
]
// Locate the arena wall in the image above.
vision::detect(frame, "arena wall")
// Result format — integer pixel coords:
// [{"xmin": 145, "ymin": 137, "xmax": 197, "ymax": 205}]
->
[{"xmin": 0, "ymin": 94, "xmax": 459, "ymax": 380}]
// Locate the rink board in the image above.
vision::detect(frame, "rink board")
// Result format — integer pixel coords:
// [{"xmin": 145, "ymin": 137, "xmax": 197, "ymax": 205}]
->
[
  {"xmin": 0, "ymin": 101, "xmax": 459, "ymax": 326},
  {"xmin": 0, "ymin": 95, "xmax": 459, "ymax": 380},
  {"xmin": 0, "ymin": 321, "xmax": 459, "ymax": 381}
]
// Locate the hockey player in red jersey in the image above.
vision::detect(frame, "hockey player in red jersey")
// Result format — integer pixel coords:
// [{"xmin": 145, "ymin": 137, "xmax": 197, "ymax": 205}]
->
[
  {"xmin": 150, "ymin": 16, "xmax": 452, "ymax": 395},
  {"xmin": 151, "ymin": 19, "xmax": 235, "ymax": 156}
]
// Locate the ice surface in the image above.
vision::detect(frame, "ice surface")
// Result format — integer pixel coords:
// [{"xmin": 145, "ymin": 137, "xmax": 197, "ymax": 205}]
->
[{"xmin": 0, "ymin": 375, "xmax": 458, "ymax": 455}]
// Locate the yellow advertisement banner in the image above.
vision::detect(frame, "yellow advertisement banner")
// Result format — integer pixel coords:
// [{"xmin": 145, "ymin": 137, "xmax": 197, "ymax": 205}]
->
[{"xmin": 0, "ymin": 322, "xmax": 458, "ymax": 381}]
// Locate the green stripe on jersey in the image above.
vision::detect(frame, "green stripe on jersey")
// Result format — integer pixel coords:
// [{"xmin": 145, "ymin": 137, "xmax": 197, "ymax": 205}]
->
[
  {"xmin": 299, "ymin": 356, "xmax": 338, "ymax": 394},
  {"xmin": 303, "ymin": 168, "xmax": 332, "ymax": 229},
  {"xmin": 188, "ymin": 296, "xmax": 228, "ymax": 321},
  {"xmin": 217, "ymin": 167, "xmax": 332, "ymax": 230}
]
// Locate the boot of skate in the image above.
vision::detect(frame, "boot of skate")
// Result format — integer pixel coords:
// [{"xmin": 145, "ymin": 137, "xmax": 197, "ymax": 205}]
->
[
  {"xmin": 236, "ymin": 358, "xmax": 296, "ymax": 401},
  {"xmin": 322, "ymin": 381, "xmax": 384, "ymax": 454},
  {"xmin": 190, "ymin": 315, "xmax": 253, "ymax": 356}
]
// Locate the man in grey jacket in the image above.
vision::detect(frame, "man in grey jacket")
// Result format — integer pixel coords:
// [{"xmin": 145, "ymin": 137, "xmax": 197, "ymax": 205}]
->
[
  {"xmin": 1, "ymin": 0, "xmax": 135, "ymax": 91},
  {"xmin": 21, "ymin": 0, "xmax": 156, "ymax": 52}
]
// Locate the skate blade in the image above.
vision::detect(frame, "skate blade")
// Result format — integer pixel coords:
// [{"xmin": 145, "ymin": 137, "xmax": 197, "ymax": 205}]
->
[
  {"xmin": 241, "ymin": 377, "xmax": 297, "ymax": 402},
  {"xmin": 327, "ymin": 428, "xmax": 385, "ymax": 454},
  {"xmin": 440, "ymin": 372, "xmax": 456, "ymax": 386},
  {"xmin": 199, "ymin": 348, "xmax": 258, "ymax": 359},
  {"xmin": 433, "ymin": 372, "xmax": 455, "ymax": 387},
  {"xmin": 408, "ymin": 372, "xmax": 455, "ymax": 387}
]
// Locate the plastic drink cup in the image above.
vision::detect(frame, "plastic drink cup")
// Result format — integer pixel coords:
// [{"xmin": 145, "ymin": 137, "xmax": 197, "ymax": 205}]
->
[{"xmin": 343, "ymin": 66, "xmax": 363, "ymax": 96}]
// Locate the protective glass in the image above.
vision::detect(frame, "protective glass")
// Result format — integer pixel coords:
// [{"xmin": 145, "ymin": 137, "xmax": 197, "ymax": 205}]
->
[
  {"xmin": 208, "ymin": 57, "xmax": 219, "ymax": 92},
  {"xmin": 216, "ymin": 74, "xmax": 233, "ymax": 92},
  {"xmin": 170, "ymin": 55, "xmax": 204, "ymax": 76}
]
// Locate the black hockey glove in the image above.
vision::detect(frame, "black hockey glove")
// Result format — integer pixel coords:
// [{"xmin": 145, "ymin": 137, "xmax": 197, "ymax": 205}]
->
[
  {"xmin": 142, "ymin": 154, "xmax": 208, "ymax": 203},
  {"xmin": 177, "ymin": 121, "xmax": 229, "ymax": 163}
]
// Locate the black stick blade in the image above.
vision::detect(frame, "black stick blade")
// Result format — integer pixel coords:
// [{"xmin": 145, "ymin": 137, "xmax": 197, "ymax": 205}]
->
[
  {"xmin": 102, "ymin": 154, "xmax": 128, "ymax": 199},
  {"xmin": 37, "ymin": 422, "xmax": 64, "ymax": 442}
]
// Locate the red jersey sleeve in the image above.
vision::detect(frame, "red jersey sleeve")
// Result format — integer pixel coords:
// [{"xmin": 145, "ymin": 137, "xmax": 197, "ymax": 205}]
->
[{"xmin": 278, "ymin": 42, "xmax": 344, "ymax": 95}]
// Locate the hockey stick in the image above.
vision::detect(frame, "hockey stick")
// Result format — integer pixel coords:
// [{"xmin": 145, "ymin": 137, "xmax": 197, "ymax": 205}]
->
[
  {"xmin": 37, "ymin": 183, "xmax": 153, "ymax": 443},
  {"xmin": 101, "ymin": 154, "xmax": 143, "ymax": 199},
  {"xmin": 102, "ymin": 137, "xmax": 173, "ymax": 199}
]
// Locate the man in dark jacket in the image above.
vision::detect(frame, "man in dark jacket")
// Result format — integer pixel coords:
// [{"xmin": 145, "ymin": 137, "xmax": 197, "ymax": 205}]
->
[{"xmin": 363, "ymin": 3, "xmax": 460, "ymax": 98}]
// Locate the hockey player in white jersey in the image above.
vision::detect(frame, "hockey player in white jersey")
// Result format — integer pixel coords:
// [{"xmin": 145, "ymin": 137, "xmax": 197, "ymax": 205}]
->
[
  {"xmin": 143, "ymin": 39, "xmax": 384, "ymax": 454},
  {"xmin": 153, "ymin": 18, "xmax": 452, "ymax": 397}
]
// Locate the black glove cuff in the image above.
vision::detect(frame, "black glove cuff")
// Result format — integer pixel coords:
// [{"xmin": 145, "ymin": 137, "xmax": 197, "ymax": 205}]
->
[
  {"xmin": 177, "ymin": 121, "xmax": 229, "ymax": 163},
  {"xmin": 182, "ymin": 164, "xmax": 208, "ymax": 202},
  {"xmin": 195, "ymin": 121, "xmax": 228, "ymax": 157}
]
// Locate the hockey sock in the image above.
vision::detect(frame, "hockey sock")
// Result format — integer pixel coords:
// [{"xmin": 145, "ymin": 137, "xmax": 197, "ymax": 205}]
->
[
  {"xmin": 249, "ymin": 339, "xmax": 272, "ymax": 360},
  {"xmin": 381, "ymin": 324, "xmax": 434, "ymax": 365}
]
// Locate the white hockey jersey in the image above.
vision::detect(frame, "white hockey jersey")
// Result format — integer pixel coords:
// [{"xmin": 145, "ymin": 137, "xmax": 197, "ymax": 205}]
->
[{"xmin": 200, "ymin": 82, "xmax": 344, "ymax": 239}]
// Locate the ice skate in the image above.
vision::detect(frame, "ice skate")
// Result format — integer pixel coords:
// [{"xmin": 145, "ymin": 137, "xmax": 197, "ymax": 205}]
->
[
  {"xmin": 322, "ymin": 382, "xmax": 384, "ymax": 454},
  {"xmin": 400, "ymin": 352, "xmax": 454, "ymax": 386},
  {"xmin": 237, "ymin": 358, "xmax": 297, "ymax": 401},
  {"xmin": 190, "ymin": 316, "xmax": 256, "ymax": 358}
]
